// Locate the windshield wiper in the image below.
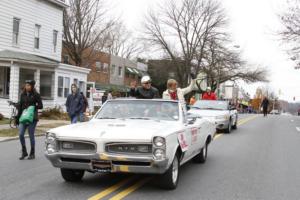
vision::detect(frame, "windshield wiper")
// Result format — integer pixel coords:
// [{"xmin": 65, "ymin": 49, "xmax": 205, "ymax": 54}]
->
[{"xmin": 97, "ymin": 117, "xmax": 117, "ymax": 119}]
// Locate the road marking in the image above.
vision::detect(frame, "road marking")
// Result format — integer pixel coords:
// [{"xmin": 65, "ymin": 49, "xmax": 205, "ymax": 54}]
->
[
  {"xmin": 109, "ymin": 177, "xmax": 152, "ymax": 200},
  {"xmin": 87, "ymin": 176, "xmax": 136, "ymax": 200},
  {"xmin": 296, "ymin": 127, "xmax": 300, "ymax": 132},
  {"xmin": 214, "ymin": 115, "xmax": 258, "ymax": 140},
  {"xmin": 237, "ymin": 115, "xmax": 258, "ymax": 126}
]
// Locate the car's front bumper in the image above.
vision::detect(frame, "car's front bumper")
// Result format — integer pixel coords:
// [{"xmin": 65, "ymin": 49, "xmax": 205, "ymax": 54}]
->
[
  {"xmin": 215, "ymin": 119, "xmax": 230, "ymax": 130},
  {"xmin": 45, "ymin": 152, "xmax": 169, "ymax": 174}
]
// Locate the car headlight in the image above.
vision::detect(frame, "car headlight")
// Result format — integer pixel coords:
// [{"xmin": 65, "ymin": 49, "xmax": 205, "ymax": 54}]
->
[
  {"xmin": 153, "ymin": 136, "xmax": 165, "ymax": 147},
  {"xmin": 215, "ymin": 115, "xmax": 229, "ymax": 120},
  {"xmin": 154, "ymin": 149, "xmax": 165, "ymax": 160},
  {"xmin": 45, "ymin": 132, "xmax": 57, "ymax": 153}
]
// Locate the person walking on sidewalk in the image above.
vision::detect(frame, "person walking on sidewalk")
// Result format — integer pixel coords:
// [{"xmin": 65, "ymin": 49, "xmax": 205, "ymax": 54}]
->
[
  {"xmin": 66, "ymin": 84, "xmax": 83, "ymax": 124},
  {"xmin": 17, "ymin": 80, "xmax": 43, "ymax": 160},
  {"xmin": 261, "ymin": 97, "xmax": 269, "ymax": 117},
  {"xmin": 79, "ymin": 92, "xmax": 88, "ymax": 122}
]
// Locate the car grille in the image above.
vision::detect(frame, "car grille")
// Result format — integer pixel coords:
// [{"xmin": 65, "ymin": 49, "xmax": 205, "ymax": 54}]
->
[
  {"xmin": 106, "ymin": 143, "xmax": 152, "ymax": 155},
  {"xmin": 58, "ymin": 140, "xmax": 96, "ymax": 154}
]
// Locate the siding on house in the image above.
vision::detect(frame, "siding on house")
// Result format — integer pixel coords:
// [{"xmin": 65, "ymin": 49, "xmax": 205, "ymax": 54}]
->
[{"xmin": 0, "ymin": 0, "xmax": 64, "ymax": 62}]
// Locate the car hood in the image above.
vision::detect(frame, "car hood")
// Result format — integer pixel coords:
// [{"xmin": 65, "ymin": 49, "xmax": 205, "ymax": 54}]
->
[
  {"xmin": 49, "ymin": 119, "xmax": 179, "ymax": 142},
  {"xmin": 188, "ymin": 109, "xmax": 229, "ymax": 117}
]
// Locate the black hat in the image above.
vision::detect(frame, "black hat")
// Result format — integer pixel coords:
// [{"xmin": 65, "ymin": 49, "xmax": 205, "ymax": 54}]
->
[{"xmin": 25, "ymin": 80, "xmax": 36, "ymax": 87}]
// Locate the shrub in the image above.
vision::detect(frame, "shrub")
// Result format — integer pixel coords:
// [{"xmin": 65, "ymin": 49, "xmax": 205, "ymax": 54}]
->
[
  {"xmin": 40, "ymin": 106, "xmax": 69, "ymax": 120},
  {"xmin": 0, "ymin": 113, "xmax": 3, "ymax": 120}
]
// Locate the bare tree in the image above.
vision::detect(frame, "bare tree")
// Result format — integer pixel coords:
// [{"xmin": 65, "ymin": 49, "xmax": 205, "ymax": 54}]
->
[
  {"xmin": 103, "ymin": 22, "xmax": 144, "ymax": 59},
  {"xmin": 143, "ymin": 0, "xmax": 227, "ymax": 86},
  {"xmin": 201, "ymin": 39, "xmax": 268, "ymax": 91},
  {"xmin": 279, "ymin": 0, "xmax": 300, "ymax": 68},
  {"xmin": 63, "ymin": 0, "xmax": 115, "ymax": 66}
]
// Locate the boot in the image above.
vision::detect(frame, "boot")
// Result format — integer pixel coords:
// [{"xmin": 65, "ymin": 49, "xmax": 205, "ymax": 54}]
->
[
  {"xmin": 19, "ymin": 146, "xmax": 28, "ymax": 160},
  {"xmin": 28, "ymin": 147, "xmax": 35, "ymax": 160}
]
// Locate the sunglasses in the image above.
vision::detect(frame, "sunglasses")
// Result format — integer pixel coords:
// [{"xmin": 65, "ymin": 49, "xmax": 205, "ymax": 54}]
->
[{"xmin": 143, "ymin": 82, "xmax": 151, "ymax": 84}]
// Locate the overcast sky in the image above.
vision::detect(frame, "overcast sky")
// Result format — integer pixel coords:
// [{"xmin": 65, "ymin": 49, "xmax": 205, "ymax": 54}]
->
[{"xmin": 110, "ymin": 0, "xmax": 299, "ymax": 102}]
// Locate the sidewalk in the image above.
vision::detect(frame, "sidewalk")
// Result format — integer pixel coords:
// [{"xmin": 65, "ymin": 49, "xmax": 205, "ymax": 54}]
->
[
  {"xmin": 0, "ymin": 119, "xmax": 69, "ymax": 130},
  {"xmin": 0, "ymin": 119, "xmax": 70, "ymax": 142}
]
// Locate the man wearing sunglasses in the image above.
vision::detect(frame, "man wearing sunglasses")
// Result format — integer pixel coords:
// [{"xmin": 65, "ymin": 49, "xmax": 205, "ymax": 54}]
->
[{"xmin": 130, "ymin": 76, "xmax": 160, "ymax": 99}]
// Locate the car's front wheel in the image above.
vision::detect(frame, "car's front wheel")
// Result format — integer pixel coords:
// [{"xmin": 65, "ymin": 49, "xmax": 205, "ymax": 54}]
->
[
  {"xmin": 61, "ymin": 168, "xmax": 85, "ymax": 182},
  {"xmin": 159, "ymin": 154, "xmax": 179, "ymax": 190},
  {"xmin": 225, "ymin": 119, "xmax": 232, "ymax": 133}
]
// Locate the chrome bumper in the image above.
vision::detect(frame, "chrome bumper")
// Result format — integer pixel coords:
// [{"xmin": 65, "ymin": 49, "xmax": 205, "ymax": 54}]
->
[
  {"xmin": 215, "ymin": 119, "xmax": 230, "ymax": 130},
  {"xmin": 45, "ymin": 152, "xmax": 169, "ymax": 174}
]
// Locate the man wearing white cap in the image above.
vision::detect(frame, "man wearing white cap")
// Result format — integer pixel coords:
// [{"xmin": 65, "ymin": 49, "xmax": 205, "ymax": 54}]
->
[
  {"xmin": 130, "ymin": 75, "xmax": 160, "ymax": 99},
  {"xmin": 202, "ymin": 87, "xmax": 217, "ymax": 100}
]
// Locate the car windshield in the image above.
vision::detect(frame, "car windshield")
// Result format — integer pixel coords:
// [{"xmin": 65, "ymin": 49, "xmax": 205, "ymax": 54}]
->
[
  {"xmin": 95, "ymin": 100, "xmax": 180, "ymax": 121},
  {"xmin": 192, "ymin": 100, "xmax": 229, "ymax": 110}
]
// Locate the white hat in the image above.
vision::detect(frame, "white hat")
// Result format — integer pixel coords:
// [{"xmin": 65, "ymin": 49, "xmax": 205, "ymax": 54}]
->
[
  {"xmin": 141, "ymin": 76, "xmax": 151, "ymax": 83},
  {"xmin": 207, "ymin": 87, "xmax": 211, "ymax": 91}
]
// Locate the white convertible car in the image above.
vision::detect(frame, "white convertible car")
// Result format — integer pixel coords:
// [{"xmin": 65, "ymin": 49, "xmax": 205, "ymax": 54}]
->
[
  {"xmin": 45, "ymin": 99, "xmax": 215, "ymax": 189},
  {"xmin": 188, "ymin": 100, "xmax": 238, "ymax": 133}
]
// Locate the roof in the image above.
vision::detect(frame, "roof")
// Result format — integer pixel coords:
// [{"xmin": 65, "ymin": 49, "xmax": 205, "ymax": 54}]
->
[
  {"xmin": 125, "ymin": 66, "xmax": 148, "ymax": 77},
  {"xmin": 0, "ymin": 50, "xmax": 58, "ymax": 65},
  {"xmin": 46, "ymin": 0, "xmax": 68, "ymax": 8}
]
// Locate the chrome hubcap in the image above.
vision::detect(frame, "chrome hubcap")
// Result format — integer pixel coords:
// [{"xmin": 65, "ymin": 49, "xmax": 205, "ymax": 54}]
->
[{"xmin": 172, "ymin": 157, "xmax": 179, "ymax": 184}]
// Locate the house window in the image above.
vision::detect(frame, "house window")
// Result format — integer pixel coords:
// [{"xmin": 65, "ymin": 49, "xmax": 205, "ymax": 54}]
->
[
  {"xmin": 40, "ymin": 71, "xmax": 53, "ymax": 99},
  {"xmin": 96, "ymin": 61, "xmax": 101, "ymax": 72},
  {"xmin": 103, "ymin": 63, "xmax": 108, "ymax": 73},
  {"xmin": 64, "ymin": 77, "xmax": 70, "ymax": 97},
  {"xmin": 118, "ymin": 66, "xmax": 122, "ymax": 77},
  {"xmin": 53, "ymin": 30, "xmax": 58, "ymax": 52},
  {"xmin": 111, "ymin": 64, "xmax": 116, "ymax": 75},
  {"xmin": 79, "ymin": 81, "xmax": 85, "ymax": 93},
  {"xmin": 34, "ymin": 24, "xmax": 41, "ymax": 49},
  {"xmin": 57, "ymin": 76, "xmax": 63, "ymax": 97},
  {"xmin": 12, "ymin": 18, "xmax": 20, "ymax": 45},
  {"xmin": 63, "ymin": 55, "xmax": 69, "ymax": 64},
  {"xmin": 0, "ymin": 67, "xmax": 10, "ymax": 98}
]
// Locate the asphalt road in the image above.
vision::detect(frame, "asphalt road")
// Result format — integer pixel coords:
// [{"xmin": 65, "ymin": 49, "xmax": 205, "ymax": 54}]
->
[{"xmin": 1, "ymin": 114, "xmax": 300, "ymax": 200}]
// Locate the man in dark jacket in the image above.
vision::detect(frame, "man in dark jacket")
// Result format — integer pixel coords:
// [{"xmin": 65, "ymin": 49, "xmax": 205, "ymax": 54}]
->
[
  {"xmin": 130, "ymin": 76, "xmax": 160, "ymax": 99},
  {"xmin": 261, "ymin": 97, "xmax": 269, "ymax": 117},
  {"xmin": 66, "ymin": 84, "xmax": 83, "ymax": 123},
  {"xmin": 79, "ymin": 92, "xmax": 88, "ymax": 122},
  {"xmin": 17, "ymin": 80, "xmax": 43, "ymax": 160}
]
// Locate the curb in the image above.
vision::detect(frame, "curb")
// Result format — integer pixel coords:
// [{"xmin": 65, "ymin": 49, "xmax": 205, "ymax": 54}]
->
[{"xmin": 0, "ymin": 132, "xmax": 46, "ymax": 143}]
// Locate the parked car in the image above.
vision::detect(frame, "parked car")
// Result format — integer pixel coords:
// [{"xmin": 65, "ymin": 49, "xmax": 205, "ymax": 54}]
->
[
  {"xmin": 188, "ymin": 100, "xmax": 238, "ymax": 133},
  {"xmin": 45, "ymin": 99, "xmax": 215, "ymax": 189}
]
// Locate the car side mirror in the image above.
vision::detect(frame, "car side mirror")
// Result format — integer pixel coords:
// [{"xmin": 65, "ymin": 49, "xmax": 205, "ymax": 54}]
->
[{"xmin": 187, "ymin": 117, "xmax": 196, "ymax": 124}]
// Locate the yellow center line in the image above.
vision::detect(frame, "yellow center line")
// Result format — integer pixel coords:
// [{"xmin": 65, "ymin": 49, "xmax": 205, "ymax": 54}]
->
[
  {"xmin": 214, "ymin": 115, "xmax": 259, "ymax": 140},
  {"xmin": 87, "ymin": 176, "xmax": 136, "ymax": 200},
  {"xmin": 109, "ymin": 177, "xmax": 152, "ymax": 200}
]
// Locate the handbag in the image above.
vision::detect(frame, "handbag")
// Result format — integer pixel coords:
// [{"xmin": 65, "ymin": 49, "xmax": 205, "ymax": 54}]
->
[{"xmin": 19, "ymin": 106, "xmax": 35, "ymax": 124}]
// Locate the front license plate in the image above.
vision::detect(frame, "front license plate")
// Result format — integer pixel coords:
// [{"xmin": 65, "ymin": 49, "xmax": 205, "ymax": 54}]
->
[{"xmin": 92, "ymin": 160, "xmax": 112, "ymax": 172}]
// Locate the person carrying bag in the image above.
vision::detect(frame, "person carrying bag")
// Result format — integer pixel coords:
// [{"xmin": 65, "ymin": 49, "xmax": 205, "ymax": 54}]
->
[{"xmin": 16, "ymin": 80, "xmax": 43, "ymax": 160}]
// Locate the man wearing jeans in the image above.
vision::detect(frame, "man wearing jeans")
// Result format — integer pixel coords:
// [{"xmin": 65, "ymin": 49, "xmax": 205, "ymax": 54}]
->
[{"xmin": 66, "ymin": 84, "xmax": 83, "ymax": 123}]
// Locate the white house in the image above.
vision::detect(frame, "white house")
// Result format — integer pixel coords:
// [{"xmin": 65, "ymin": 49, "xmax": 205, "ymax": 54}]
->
[{"xmin": 0, "ymin": 0, "xmax": 90, "ymax": 117}]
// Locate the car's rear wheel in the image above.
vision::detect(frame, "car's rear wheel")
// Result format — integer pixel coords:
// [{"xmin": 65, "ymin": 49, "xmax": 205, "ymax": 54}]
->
[
  {"xmin": 159, "ymin": 154, "xmax": 179, "ymax": 190},
  {"xmin": 193, "ymin": 143, "xmax": 208, "ymax": 164},
  {"xmin": 61, "ymin": 168, "xmax": 85, "ymax": 182},
  {"xmin": 225, "ymin": 119, "xmax": 232, "ymax": 133}
]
